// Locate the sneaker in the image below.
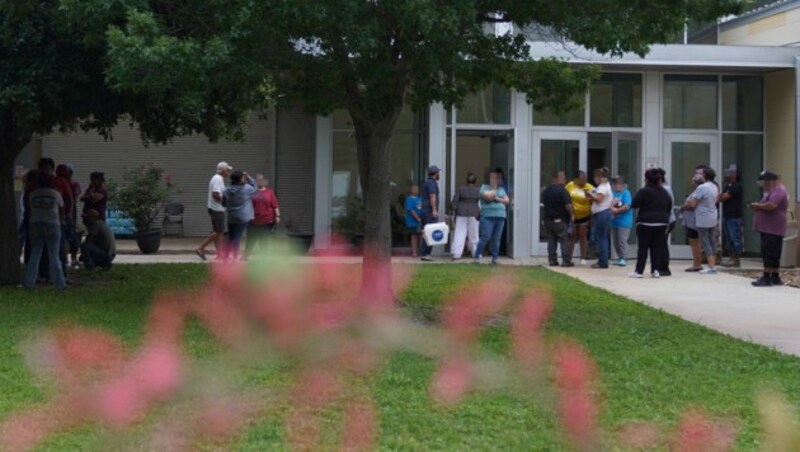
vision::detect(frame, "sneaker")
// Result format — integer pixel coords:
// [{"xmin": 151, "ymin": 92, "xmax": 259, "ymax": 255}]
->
[
  {"xmin": 561, "ymin": 261, "xmax": 575, "ymax": 268},
  {"xmin": 659, "ymin": 270, "xmax": 672, "ymax": 277},
  {"xmin": 590, "ymin": 263, "xmax": 608, "ymax": 269},
  {"xmin": 420, "ymin": 256, "xmax": 433, "ymax": 262},
  {"xmin": 684, "ymin": 266, "xmax": 702, "ymax": 272},
  {"xmin": 651, "ymin": 270, "xmax": 660, "ymax": 279},
  {"xmin": 617, "ymin": 259, "xmax": 628, "ymax": 267},
  {"xmin": 699, "ymin": 268, "xmax": 718, "ymax": 275},
  {"xmin": 628, "ymin": 272, "xmax": 643, "ymax": 279},
  {"xmin": 580, "ymin": 259, "xmax": 588, "ymax": 266},
  {"xmin": 549, "ymin": 261, "xmax": 560, "ymax": 267},
  {"xmin": 771, "ymin": 275, "xmax": 784, "ymax": 286},
  {"xmin": 751, "ymin": 276, "xmax": 772, "ymax": 287}
]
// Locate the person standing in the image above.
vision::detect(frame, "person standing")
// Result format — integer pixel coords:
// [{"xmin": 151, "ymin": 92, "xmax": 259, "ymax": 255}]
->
[
  {"xmin": 223, "ymin": 170, "xmax": 258, "ymax": 260},
  {"xmin": 196, "ymin": 162, "xmax": 232, "ymax": 261},
  {"xmin": 749, "ymin": 171, "xmax": 789, "ymax": 287},
  {"xmin": 719, "ymin": 166, "xmax": 743, "ymax": 267},
  {"xmin": 586, "ymin": 167, "xmax": 613, "ymax": 269},
  {"xmin": 57, "ymin": 164, "xmax": 82, "ymax": 269},
  {"xmin": 655, "ymin": 169, "xmax": 675, "ymax": 276},
  {"xmin": 244, "ymin": 174, "xmax": 280, "ymax": 259},
  {"xmin": 610, "ymin": 176, "xmax": 633, "ymax": 266},
  {"xmin": 565, "ymin": 171, "xmax": 594, "ymax": 265},
  {"xmin": 683, "ymin": 168, "xmax": 720, "ymax": 274},
  {"xmin": 474, "ymin": 171, "xmax": 510, "ymax": 265},
  {"xmin": 81, "ymin": 171, "xmax": 108, "ymax": 221},
  {"xmin": 80, "ymin": 209, "xmax": 116, "ymax": 271},
  {"xmin": 405, "ymin": 185, "xmax": 423, "ymax": 258},
  {"xmin": 541, "ymin": 171, "xmax": 574, "ymax": 267},
  {"xmin": 450, "ymin": 173, "xmax": 481, "ymax": 260},
  {"xmin": 629, "ymin": 169, "xmax": 673, "ymax": 278},
  {"xmin": 23, "ymin": 172, "xmax": 66, "ymax": 290},
  {"xmin": 419, "ymin": 165, "xmax": 441, "ymax": 261}
]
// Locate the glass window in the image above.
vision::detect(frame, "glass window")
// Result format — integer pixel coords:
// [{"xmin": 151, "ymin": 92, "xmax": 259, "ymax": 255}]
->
[
  {"xmin": 590, "ymin": 73, "xmax": 642, "ymax": 127},
  {"xmin": 533, "ymin": 105, "xmax": 585, "ymax": 126},
  {"xmin": 722, "ymin": 76, "xmax": 763, "ymax": 132},
  {"xmin": 664, "ymin": 75, "xmax": 717, "ymax": 129},
  {"xmin": 722, "ymin": 134, "xmax": 763, "ymax": 254},
  {"xmin": 456, "ymin": 84, "xmax": 511, "ymax": 124},
  {"xmin": 333, "ymin": 104, "xmax": 415, "ymax": 130}
]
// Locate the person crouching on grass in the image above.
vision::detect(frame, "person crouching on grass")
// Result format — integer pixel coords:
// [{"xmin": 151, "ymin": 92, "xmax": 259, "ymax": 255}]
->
[{"xmin": 749, "ymin": 171, "xmax": 789, "ymax": 287}]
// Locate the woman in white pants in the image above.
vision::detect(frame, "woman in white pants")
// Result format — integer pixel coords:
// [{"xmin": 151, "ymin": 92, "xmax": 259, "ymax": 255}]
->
[{"xmin": 451, "ymin": 173, "xmax": 481, "ymax": 260}]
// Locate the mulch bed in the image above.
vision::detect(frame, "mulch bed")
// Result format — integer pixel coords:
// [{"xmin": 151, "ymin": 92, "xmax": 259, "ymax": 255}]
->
[{"xmin": 721, "ymin": 268, "xmax": 800, "ymax": 289}]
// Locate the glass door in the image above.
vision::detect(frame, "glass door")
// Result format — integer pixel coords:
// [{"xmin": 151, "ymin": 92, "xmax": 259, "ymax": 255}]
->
[
  {"xmin": 664, "ymin": 133, "xmax": 720, "ymax": 259},
  {"xmin": 612, "ymin": 132, "xmax": 642, "ymax": 193},
  {"xmin": 532, "ymin": 131, "xmax": 587, "ymax": 255}
]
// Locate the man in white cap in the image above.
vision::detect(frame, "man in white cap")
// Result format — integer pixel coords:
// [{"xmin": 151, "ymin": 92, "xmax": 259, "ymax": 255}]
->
[{"xmin": 196, "ymin": 161, "xmax": 232, "ymax": 260}]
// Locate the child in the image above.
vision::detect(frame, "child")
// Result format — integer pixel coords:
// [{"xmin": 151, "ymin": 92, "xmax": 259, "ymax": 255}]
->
[
  {"xmin": 405, "ymin": 185, "xmax": 423, "ymax": 257},
  {"xmin": 610, "ymin": 176, "xmax": 633, "ymax": 266}
]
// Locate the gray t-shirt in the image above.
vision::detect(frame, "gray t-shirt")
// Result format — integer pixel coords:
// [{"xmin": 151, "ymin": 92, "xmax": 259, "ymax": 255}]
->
[
  {"xmin": 29, "ymin": 188, "xmax": 63, "ymax": 225},
  {"xmin": 690, "ymin": 182, "xmax": 719, "ymax": 228}
]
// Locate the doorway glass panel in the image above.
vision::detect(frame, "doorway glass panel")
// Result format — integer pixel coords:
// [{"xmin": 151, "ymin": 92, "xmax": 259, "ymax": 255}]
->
[
  {"xmin": 617, "ymin": 138, "xmax": 641, "ymax": 193},
  {"xmin": 722, "ymin": 134, "xmax": 763, "ymax": 254},
  {"xmin": 670, "ymin": 142, "xmax": 711, "ymax": 246},
  {"xmin": 539, "ymin": 139, "xmax": 580, "ymax": 242}
]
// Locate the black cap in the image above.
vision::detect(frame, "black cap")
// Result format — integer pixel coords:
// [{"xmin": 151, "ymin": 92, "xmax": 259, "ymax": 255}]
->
[
  {"xmin": 758, "ymin": 171, "xmax": 778, "ymax": 181},
  {"xmin": 428, "ymin": 165, "xmax": 441, "ymax": 175}
]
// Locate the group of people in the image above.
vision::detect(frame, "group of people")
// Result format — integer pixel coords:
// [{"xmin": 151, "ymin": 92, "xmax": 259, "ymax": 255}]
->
[
  {"xmin": 195, "ymin": 162, "xmax": 281, "ymax": 261},
  {"xmin": 541, "ymin": 164, "xmax": 790, "ymax": 286},
  {"xmin": 20, "ymin": 158, "xmax": 116, "ymax": 290}
]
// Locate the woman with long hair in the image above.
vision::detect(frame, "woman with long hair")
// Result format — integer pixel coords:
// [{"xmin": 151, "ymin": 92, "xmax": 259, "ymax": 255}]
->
[
  {"xmin": 565, "ymin": 171, "xmax": 594, "ymax": 265},
  {"xmin": 630, "ymin": 168, "xmax": 673, "ymax": 278}
]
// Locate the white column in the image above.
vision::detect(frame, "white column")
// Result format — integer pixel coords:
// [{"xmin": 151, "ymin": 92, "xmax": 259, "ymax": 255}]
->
[
  {"xmin": 313, "ymin": 115, "xmax": 333, "ymax": 249},
  {"xmin": 428, "ymin": 103, "xmax": 447, "ymax": 217},
  {"xmin": 643, "ymin": 71, "xmax": 662, "ymax": 171},
  {"xmin": 795, "ymin": 56, "xmax": 800, "ymax": 201},
  {"xmin": 512, "ymin": 91, "xmax": 532, "ymax": 259}
]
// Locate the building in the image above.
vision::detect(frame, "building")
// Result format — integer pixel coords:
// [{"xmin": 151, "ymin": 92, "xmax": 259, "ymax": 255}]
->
[{"xmin": 15, "ymin": 1, "xmax": 800, "ymax": 262}]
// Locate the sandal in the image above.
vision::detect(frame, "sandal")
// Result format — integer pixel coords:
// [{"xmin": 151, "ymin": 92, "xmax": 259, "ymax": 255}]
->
[
  {"xmin": 195, "ymin": 249, "xmax": 206, "ymax": 261},
  {"xmin": 684, "ymin": 266, "xmax": 702, "ymax": 272}
]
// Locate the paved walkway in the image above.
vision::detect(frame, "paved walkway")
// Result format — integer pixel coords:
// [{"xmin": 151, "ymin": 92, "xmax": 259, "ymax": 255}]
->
[
  {"xmin": 114, "ymin": 238, "xmax": 800, "ymax": 357},
  {"xmin": 549, "ymin": 263, "xmax": 800, "ymax": 357}
]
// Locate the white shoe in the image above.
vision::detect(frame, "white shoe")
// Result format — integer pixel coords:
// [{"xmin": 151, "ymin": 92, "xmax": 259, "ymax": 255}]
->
[
  {"xmin": 651, "ymin": 270, "xmax": 661, "ymax": 279},
  {"xmin": 628, "ymin": 272, "xmax": 643, "ymax": 279},
  {"xmin": 580, "ymin": 259, "xmax": 588, "ymax": 266}
]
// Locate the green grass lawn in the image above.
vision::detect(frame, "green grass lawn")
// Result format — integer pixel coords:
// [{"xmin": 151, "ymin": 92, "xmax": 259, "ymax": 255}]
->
[{"xmin": 1, "ymin": 263, "xmax": 798, "ymax": 450}]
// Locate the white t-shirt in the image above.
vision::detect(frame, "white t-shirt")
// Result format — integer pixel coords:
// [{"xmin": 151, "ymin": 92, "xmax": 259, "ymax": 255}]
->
[
  {"xmin": 591, "ymin": 182, "xmax": 613, "ymax": 214},
  {"xmin": 207, "ymin": 174, "xmax": 226, "ymax": 212},
  {"xmin": 29, "ymin": 188, "xmax": 63, "ymax": 225}
]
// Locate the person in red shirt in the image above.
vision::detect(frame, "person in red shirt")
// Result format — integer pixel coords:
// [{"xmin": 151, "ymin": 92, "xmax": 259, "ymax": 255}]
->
[{"xmin": 244, "ymin": 174, "xmax": 280, "ymax": 259}]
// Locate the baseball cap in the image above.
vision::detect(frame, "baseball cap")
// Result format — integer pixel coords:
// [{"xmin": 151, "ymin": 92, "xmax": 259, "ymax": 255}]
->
[
  {"xmin": 217, "ymin": 161, "xmax": 233, "ymax": 173},
  {"xmin": 758, "ymin": 170, "xmax": 778, "ymax": 181},
  {"xmin": 428, "ymin": 165, "xmax": 441, "ymax": 175}
]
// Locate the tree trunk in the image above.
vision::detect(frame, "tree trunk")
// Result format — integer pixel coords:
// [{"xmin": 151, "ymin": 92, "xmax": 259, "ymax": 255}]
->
[
  {"xmin": 0, "ymin": 148, "xmax": 22, "ymax": 286},
  {"xmin": 353, "ymin": 121, "xmax": 395, "ymax": 304}
]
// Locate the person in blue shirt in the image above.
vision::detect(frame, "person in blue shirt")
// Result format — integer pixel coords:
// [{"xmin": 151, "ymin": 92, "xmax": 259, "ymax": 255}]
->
[
  {"xmin": 474, "ymin": 171, "xmax": 510, "ymax": 265},
  {"xmin": 405, "ymin": 185, "xmax": 423, "ymax": 257},
  {"xmin": 610, "ymin": 176, "xmax": 633, "ymax": 266}
]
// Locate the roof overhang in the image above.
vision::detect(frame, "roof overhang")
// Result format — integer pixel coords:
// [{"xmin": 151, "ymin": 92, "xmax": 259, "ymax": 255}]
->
[{"xmin": 528, "ymin": 42, "xmax": 800, "ymax": 73}]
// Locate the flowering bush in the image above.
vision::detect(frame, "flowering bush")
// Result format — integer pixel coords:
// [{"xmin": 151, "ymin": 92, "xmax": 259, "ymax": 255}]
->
[{"xmin": 109, "ymin": 163, "xmax": 175, "ymax": 232}]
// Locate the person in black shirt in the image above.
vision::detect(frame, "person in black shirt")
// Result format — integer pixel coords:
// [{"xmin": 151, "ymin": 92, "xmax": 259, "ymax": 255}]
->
[
  {"xmin": 719, "ymin": 166, "xmax": 743, "ymax": 267},
  {"xmin": 541, "ymin": 171, "xmax": 574, "ymax": 267},
  {"xmin": 630, "ymin": 168, "xmax": 673, "ymax": 278}
]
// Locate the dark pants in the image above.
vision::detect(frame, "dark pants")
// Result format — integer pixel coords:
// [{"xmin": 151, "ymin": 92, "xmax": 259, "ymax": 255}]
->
[
  {"xmin": 418, "ymin": 212, "xmax": 436, "ymax": 257},
  {"xmin": 80, "ymin": 242, "xmax": 114, "ymax": 270},
  {"xmin": 475, "ymin": 216, "xmax": 506, "ymax": 261},
  {"xmin": 723, "ymin": 217, "xmax": 743, "ymax": 256},
  {"xmin": 654, "ymin": 222, "xmax": 675, "ymax": 274},
  {"xmin": 226, "ymin": 223, "xmax": 248, "ymax": 258},
  {"xmin": 244, "ymin": 222, "xmax": 275, "ymax": 257},
  {"xmin": 65, "ymin": 219, "xmax": 81, "ymax": 259},
  {"xmin": 636, "ymin": 224, "xmax": 667, "ymax": 275},
  {"xmin": 760, "ymin": 232, "xmax": 783, "ymax": 269},
  {"xmin": 544, "ymin": 219, "xmax": 570, "ymax": 264}
]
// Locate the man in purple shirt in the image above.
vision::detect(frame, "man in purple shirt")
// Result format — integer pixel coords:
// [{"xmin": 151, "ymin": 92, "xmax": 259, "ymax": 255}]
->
[{"xmin": 749, "ymin": 171, "xmax": 789, "ymax": 287}]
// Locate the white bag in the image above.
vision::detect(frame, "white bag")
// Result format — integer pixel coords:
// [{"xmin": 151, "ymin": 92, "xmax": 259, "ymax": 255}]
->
[{"xmin": 423, "ymin": 222, "xmax": 450, "ymax": 246}]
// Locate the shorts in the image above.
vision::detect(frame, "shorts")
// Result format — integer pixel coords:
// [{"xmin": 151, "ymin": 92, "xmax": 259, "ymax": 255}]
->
[
  {"xmin": 760, "ymin": 232, "xmax": 783, "ymax": 268},
  {"xmin": 697, "ymin": 227, "xmax": 716, "ymax": 256},
  {"xmin": 406, "ymin": 226, "xmax": 421, "ymax": 235},
  {"xmin": 208, "ymin": 209, "xmax": 225, "ymax": 233},
  {"xmin": 574, "ymin": 216, "xmax": 590, "ymax": 225},
  {"xmin": 685, "ymin": 227, "xmax": 699, "ymax": 239}
]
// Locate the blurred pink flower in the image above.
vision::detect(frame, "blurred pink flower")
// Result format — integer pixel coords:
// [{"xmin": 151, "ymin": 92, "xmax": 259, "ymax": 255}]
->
[
  {"xmin": 431, "ymin": 356, "xmax": 473, "ymax": 406},
  {"xmin": 553, "ymin": 341, "xmax": 599, "ymax": 450},
  {"xmin": 672, "ymin": 410, "xmax": 736, "ymax": 452},
  {"xmin": 616, "ymin": 422, "xmax": 663, "ymax": 449},
  {"xmin": 511, "ymin": 293, "xmax": 553, "ymax": 373},
  {"xmin": 342, "ymin": 398, "xmax": 377, "ymax": 451}
]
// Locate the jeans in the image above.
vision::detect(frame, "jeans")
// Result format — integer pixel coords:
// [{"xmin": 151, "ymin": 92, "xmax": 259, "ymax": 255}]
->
[
  {"xmin": 544, "ymin": 219, "xmax": 570, "ymax": 264},
  {"xmin": 418, "ymin": 212, "xmax": 436, "ymax": 257},
  {"xmin": 244, "ymin": 222, "xmax": 275, "ymax": 257},
  {"xmin": 635, "ymin": 225, "xmax": 667, "ymax": 275},
  {"xmin": 722, "ymin": 217, "xmax": 743, "ymax": 256},
  {"xmin": 226, "ymin": 223, "xmax": 249, "ymax": 258},
  {"xmin": 592, "ymin": 209, "xmax": 612, "ymax": 267},
  {"xmin": 80, "ymin": 242, "xmax": 114, "ymax": 270},
  {"xmin": 475, "ymin": 216, "xmax": 505, "ymax": 261},
  {"xmin": 451, "ymin": 216, "xmax": 479, "ymax": 259},
  {"xmin": 24, "ymin": 223, "xmax": 66, "ymax": 290},
  {"xmin": 612, "ymin": 227, "xmax": 630, "ymax": 260}
]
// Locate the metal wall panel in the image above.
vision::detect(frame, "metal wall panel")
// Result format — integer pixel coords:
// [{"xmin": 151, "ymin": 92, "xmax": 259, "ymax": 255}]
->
[{"xmin": 275, "ymin": 107, "xmax": 316, "ymax": 235}]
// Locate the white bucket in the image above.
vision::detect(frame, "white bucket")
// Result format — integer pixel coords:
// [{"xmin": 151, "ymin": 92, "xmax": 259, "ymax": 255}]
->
[{"xmin": 423, "ymin": 222, "xmax": 450, "ymax": 246}]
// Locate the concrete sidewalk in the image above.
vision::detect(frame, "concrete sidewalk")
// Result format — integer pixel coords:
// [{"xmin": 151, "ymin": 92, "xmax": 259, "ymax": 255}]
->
[{"xmin": 548, "ymin": 263, "xmax": 800, "ymax": 357}]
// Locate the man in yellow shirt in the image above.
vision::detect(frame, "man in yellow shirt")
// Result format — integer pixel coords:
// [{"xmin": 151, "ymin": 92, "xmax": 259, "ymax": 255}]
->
[{"xmin": 565, "ymin": 171, "xmax": 594, "ymax": 265}]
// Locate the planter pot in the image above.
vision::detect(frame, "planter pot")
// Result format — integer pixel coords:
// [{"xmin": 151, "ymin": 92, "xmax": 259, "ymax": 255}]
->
[
  {"xmin": 135, "ymin": 229, "xmax": 162, "ymax": 254},
  {"xmin": 287, "ymin": 233, "xmax": 314, "ymax": 254}
]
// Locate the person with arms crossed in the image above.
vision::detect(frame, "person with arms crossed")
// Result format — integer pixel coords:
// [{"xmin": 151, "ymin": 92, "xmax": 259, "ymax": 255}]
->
[{"xmin": 749, "ymin": 171, "xmax": 790, "ymax": 287}]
